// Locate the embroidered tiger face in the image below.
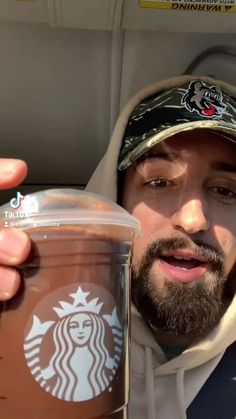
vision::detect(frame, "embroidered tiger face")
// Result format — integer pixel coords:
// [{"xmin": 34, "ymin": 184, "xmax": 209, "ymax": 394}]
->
[{"xmin": 182, "ymin": 80, "xmax": 226, "ymax": 117}]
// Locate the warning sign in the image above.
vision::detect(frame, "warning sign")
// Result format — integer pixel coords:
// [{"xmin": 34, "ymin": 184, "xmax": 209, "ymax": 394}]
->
[
  {"xmin": 139, "ymin": 0, "xmax": 236, "ymax": 11},
  {"xmin": 17, "ymin": 0, "xmax": 37, "ymax": 3}
]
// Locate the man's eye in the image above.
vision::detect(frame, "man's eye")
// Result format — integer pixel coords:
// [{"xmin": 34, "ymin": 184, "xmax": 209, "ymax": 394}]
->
[
  {"xmin": 147, "ymin": 179, "xmax": 170, "ymax": 189},
  {"xmin": 211, "ymin": 186, "xmax": 236, "ymax": 200}
]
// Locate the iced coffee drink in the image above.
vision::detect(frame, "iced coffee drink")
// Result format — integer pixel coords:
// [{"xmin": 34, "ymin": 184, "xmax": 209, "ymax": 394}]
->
[{"xmin": 0, "ymin": 189, "xmax": 139, "ymax": 419}]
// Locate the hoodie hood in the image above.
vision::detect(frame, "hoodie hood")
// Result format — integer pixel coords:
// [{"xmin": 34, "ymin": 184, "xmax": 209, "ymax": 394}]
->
[
  {"xmin": 87, "ymin": 74, "xmax": 236, "ymax": 202},
  {"xmin": 86, "ymin": 75, "xmax": 236, "ymax": 419}
]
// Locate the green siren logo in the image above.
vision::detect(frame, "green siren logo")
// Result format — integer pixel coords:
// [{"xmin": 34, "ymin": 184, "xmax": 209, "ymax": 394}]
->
[{"xmin": 24, "ymin": 284, "xmax": 123, "ymax": 401}]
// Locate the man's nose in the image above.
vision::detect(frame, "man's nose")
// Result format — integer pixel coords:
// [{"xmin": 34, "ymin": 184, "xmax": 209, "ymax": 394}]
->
[{"xmin": 170, "ymin": 199, "xmax": 209, "ymax": 234}]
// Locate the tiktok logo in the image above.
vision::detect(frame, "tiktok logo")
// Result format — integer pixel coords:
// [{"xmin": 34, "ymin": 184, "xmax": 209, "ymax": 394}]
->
[
  {"xmin": 10, "ymin": 192, "xmax": 24, "ymax": 209},
  {"xmin": 4, "ymin": 192, "xmax": 39, "ymax": 227}
]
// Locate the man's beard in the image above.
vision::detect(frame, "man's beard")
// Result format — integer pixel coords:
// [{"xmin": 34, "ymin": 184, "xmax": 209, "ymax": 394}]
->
[{"xmin": 131, "ymin": 238, "xmax": 226, "ymax": 336}]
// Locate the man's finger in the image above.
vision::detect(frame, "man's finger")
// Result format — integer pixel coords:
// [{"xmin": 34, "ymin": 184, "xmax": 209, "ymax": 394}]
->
[
  {"xmin": 0, "ymin": 159, "xmax": 28, "ymax": 190},
  {"xmin": 0, "ymin": 266, "xmax": 21, "ymax": 300},
  {"xmin": 0, "ymin": 228, "xmax": 31, "ymax": 266}
]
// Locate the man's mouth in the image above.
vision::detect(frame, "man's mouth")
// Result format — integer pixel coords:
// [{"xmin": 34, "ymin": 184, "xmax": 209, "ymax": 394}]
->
[
  {"xmin": 161, "ymin": 255, "xmax": 201, "ymax": 270},
  {"xmin": 158, "ymin": 250, "xmax": 208, "ymax": 283}
]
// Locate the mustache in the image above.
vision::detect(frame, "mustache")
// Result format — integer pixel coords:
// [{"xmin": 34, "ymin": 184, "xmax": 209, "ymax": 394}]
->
[{"xmin": 140, "ymin": 237, "xmax": 224, "ymax": 272}]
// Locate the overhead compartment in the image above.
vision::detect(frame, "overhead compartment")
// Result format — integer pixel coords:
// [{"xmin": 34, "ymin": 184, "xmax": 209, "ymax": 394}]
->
[{"xmin": 0, "ymin": 0, "xmax": 234, "ymax": 32}]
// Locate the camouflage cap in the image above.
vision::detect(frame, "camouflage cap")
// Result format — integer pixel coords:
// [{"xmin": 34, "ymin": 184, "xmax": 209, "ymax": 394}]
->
[{"xmin": 118, "ymin": 79, "xmax": 236, "ymax": 171}]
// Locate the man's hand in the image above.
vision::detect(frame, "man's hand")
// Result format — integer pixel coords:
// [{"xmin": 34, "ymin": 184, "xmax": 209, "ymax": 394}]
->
[{"xmin": 0, "ymin": 159, "xmax": 31, "ymax": 300}]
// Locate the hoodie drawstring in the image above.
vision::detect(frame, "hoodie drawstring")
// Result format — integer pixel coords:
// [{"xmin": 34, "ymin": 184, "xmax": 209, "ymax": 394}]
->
[
  {"xmin": 145, "ymin": 346, "xmax": 187, "ymax": 419},
  {"xmin": 145, "ymin": 346, "xmax": 156, "ymax": 419},
  {"xmin": 176, "ymin": 368, "xmax": 187, "ymax": 419}
]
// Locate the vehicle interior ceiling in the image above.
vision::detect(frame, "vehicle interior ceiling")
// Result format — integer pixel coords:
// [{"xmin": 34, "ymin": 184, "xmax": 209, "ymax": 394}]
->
[{"xmin": 0, "ymin": 0, "xmax": 235, "ymax": 206}]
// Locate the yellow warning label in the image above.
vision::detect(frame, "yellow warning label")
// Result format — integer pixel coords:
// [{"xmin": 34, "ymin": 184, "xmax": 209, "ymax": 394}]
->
[
  {"xmin": 16, "ymin": 0, "xmax": 37, "ymax": 3},
  {"xmin": 139, "ymin": 0, "xmax": 236, "ymax": 11}
]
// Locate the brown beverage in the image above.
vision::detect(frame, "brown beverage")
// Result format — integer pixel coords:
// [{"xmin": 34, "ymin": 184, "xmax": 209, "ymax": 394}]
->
[
  {"xmin": 0, "ymin": 225, "xmax": 133, "ymax": 419},
  {"xmin": 0, "ymin": 190, "xmax": 140, "ymax": 419}
]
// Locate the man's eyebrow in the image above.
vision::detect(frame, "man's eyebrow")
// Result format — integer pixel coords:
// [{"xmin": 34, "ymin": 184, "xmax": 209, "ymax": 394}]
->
[
  {"xmin": 136, "ymin": 151, "xmax": 183, "ymax": 165},
  {"xmin": 212, "ymin": 161, "xmax": 236, "ymax": 173}
]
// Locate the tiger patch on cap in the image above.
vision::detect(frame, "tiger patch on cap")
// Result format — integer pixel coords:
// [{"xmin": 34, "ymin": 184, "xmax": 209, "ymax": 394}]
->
[{"xmin": 181, "ymin": 80, "xmax": 226, "ymax": 118}]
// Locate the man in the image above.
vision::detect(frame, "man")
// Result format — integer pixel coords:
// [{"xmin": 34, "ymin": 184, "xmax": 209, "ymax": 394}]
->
[{"xmin": 0, "ymin": 75, "xmax": 236, "ymax": 418}]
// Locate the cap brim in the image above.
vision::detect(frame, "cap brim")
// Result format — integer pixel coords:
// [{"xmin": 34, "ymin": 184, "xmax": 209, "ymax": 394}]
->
[{"xmin": 118, "ymin": 120, "xmax": 236, "ymax": 171}]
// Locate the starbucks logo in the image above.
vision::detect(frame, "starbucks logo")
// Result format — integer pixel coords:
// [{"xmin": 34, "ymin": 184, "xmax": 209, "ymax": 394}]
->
[{"xmin": 23, "ymin": 284, "xmax": 123, "ymax": 402}]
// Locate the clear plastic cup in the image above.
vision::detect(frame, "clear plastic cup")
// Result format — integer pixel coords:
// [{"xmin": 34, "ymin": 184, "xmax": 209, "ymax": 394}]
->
[{"xmin": 0, "ymin": 189, "xmax": 140, "ymax": 419}]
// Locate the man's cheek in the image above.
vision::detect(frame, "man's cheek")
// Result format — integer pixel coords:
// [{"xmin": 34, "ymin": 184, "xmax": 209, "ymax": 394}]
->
[
  {"xmin": 131, "ymin": 235, "xmax": 149, "ymax": 270},
  {"xmin": 131, "ymin": 239, "xmax": 143, "ymax": 268},
  {"xmin": 214, "ymin": 227, "xmax": 236, "ymax": 275}
]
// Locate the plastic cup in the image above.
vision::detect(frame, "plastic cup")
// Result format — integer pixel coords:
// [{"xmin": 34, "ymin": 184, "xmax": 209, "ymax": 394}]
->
[{"xmin": 0, "ymin": 189, "xmax": 140, "ymax": 419}]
